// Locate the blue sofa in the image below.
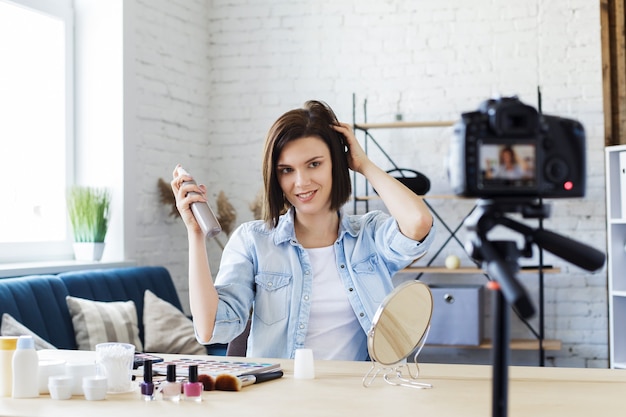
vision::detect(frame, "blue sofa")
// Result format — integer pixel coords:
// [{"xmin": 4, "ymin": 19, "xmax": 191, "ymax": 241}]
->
[{"xmin": 0, "ymin": 266, "xmax": 225, "ymax": 354}]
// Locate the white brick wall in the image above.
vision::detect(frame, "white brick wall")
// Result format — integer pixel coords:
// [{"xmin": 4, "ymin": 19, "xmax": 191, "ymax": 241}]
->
[{"xmin": 129, "ymin": 0, "xmax": 607, "ymax": 367}]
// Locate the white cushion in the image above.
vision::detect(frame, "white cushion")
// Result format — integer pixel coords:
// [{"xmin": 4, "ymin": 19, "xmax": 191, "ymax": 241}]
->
[
  {"xmin": 0, "ymin": 313, "xmax": 57, "ymax": 350},
  {"xmin": 65, "ymin": 296, "xmax": 143, "ymax": 351},
  {"xmin": 142, "ymin": 290, "xmax": 205, "ymax": 355}
]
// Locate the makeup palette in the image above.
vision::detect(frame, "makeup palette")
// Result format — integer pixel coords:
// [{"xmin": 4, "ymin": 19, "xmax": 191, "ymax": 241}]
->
[{"xmin": 152, "ymin": 358, "xmax": 281, "ymax": 377}]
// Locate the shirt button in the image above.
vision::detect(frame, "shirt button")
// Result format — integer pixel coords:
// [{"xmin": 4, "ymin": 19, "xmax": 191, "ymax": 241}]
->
[
  {"xmin": 349, "ymin": 288, "xmax": 354, "ymax": 292},
  {"xmin": 304, "ymin": 270, "xmax": 310, "ymax": 275},
  {"xmin": 359, "ymin": 312, "xmax": 365, "ymax": 317},
  {"xmin": 303, "ymin": 295, "xmax": 309, "ymax": 301},
  {"xmin": 340, "ymin": 264, "xmax": 345, "ymax": 269},
  {"xmin": 299, "ymin": 324, "xmax": 305, "ymax": 329}
]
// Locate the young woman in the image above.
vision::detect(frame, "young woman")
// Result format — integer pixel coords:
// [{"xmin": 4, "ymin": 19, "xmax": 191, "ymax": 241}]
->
[
  {"xmin": 171, "ymin": 100, "xmax": 435, "ymax": 360},
  {"xmin": 489, "ymin": 146, "xmax": 529, "ymax": 180}
]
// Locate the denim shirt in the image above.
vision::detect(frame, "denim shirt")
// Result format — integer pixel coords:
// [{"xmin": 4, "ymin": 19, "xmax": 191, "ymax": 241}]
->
[{"xmin": 204, "ymin": 207, "xmax": 435, "ymax": 359}]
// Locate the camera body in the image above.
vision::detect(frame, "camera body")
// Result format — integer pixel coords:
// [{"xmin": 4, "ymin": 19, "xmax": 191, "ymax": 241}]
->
[{"xmin": 449, "ymin": 96, "xmax": 586, "ymax": 199}]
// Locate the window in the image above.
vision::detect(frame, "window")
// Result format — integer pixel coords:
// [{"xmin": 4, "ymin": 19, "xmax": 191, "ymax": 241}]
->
[{"xmin": 0, "ymin": 0, "xmax": 74, "ymax": 262}]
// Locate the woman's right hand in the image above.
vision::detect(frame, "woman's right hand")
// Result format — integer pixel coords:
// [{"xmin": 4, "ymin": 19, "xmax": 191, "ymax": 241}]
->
[{"xmin": 171, "ymin": 164, "xmax": 207, "ymax": 235}]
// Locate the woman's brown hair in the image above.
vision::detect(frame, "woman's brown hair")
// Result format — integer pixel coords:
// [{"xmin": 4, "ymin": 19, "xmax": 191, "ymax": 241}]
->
[{"xmin": 261, "ymin": 100, "xmax": 351, "ymax": 227}]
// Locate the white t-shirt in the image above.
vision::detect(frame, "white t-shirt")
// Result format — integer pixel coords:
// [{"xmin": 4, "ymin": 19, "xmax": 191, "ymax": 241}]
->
[{"xmin": 303, "ymin": 245, "xmax": 366, "ymax": 360}]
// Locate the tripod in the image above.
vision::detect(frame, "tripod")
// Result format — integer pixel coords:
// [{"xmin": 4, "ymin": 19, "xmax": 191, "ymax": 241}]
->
[{"xmin": 463, "ymin": 199, "xmax": 605, "ymax": 417}]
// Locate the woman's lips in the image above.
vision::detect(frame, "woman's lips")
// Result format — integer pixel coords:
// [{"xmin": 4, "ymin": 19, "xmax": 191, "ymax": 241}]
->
[{"xmin": 296, "ymin": 190, "xmax": 316, "ymax": 202}]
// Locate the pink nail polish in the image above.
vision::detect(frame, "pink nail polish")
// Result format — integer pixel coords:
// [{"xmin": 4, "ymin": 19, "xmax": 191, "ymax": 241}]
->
[{"xmin": 183, "ymin": 365, "xmax": 202, "ymax": 402}]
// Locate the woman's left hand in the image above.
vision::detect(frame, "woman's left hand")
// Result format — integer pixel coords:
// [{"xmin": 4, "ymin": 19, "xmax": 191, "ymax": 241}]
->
[{"xmin": 332, "ymin": 122, "xmax": 370, "ymax": 174}]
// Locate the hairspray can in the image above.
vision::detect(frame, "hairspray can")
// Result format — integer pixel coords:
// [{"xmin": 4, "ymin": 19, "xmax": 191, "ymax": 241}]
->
[{"xmin": 178, "ymin": 167, "xmax": 222, "ymax": 238}]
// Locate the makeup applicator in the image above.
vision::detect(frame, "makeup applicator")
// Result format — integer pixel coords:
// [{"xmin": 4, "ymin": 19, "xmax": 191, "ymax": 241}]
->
[
  {"xmin": 215, "ymin": 370, "xmax": 284, "ymax": 391},
  {"xmin": 198, "ymin": 373, "xmax": 216, "ymax": 391}
]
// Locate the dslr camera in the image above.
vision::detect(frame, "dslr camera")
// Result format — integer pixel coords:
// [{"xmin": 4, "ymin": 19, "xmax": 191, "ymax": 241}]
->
[{"xmin": 448, "ymin": 96, "xmax": 585, "ymax": 199}]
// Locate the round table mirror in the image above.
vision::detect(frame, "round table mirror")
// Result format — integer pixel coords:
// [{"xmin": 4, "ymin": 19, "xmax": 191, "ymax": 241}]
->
[{"xmin": 364, "ymin": 280, "xmax": 433, "ymax": 388}]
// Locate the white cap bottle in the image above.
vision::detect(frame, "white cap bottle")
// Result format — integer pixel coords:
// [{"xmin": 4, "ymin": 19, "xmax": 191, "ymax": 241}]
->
[{"xmin": 12, "ymin": 335, "xmax": 39, "ymax": 398}]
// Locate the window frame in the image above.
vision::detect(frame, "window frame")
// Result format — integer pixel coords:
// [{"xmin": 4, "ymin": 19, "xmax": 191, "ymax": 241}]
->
[{"xmin": 0, "ymin": 0, "xmax": 75, "ymax": 263}]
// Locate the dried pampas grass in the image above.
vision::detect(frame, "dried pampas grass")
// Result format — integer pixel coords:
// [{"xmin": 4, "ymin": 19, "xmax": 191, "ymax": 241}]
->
[
  {"xmin": 249, "ymin": 189, "xmax": 263, "ymax": 221},
  {"xmin": 158, "ymin": 178, "xmax": 264, "ymax": 248},
  {"xmin": 216, "ymin": 191, "xmax": 236, "ymax": 236},
  {"xmin": 158, "ymin": 178, "xmax": 179, "ymax": 218}
]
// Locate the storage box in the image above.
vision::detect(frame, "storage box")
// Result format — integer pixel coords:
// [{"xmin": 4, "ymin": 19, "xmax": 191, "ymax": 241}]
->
[{"xmin": 427, "ymin": 285, "xmax": 485, "ymax": 346}]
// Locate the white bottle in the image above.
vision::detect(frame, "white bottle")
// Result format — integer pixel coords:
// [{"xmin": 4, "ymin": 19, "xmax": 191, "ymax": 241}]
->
[
  {"xmin": 0, "ymin": 336, "xmax": 18, "ymax": 397},
  {"xmin": 12, "ymin": 335, "xmax": 39, "ymax": 398}
]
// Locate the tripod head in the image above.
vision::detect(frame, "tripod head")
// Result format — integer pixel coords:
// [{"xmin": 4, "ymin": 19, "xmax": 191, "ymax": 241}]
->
[{"xmin": 464, "ymin": 198, "xmax": 606, "ymax": 319}]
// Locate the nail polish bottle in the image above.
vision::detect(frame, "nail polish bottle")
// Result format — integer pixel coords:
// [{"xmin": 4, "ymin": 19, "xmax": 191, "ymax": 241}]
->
[
  {"xmin": 160, "ymin": 364, "xmax": 181, "ymax": 402},
  {"xmin": 183, "ymin": 365, "xmax": 202, "ymax": 402},
  {"xmin": 140, "ymin": 360, "xmax": 155, "ymax": 401}
]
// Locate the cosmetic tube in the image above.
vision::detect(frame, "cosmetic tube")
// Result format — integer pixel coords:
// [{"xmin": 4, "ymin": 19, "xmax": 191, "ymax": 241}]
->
[
  {"xmin": 160, "ymin": 364, "xmax": 181, "ymax": 402},
  {"xmin": 140, "ymin": 360, "xmax": 155, "ymax": 401},
  {"xmin": 183, "ymin": 365, "xmax": 202, "ymax": 402}
]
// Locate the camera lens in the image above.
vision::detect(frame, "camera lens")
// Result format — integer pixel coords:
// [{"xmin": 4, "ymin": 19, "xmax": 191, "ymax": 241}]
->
[{"xmin": 545, "ymin": 158, "xmax": 569, "ymax": 182}]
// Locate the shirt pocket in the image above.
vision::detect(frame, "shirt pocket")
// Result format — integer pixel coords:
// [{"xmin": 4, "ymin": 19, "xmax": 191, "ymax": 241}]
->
[
  {"xmin": 352, "ymin": 254, "xmax": 379, "ymax": 275},
  {"xmin": 254, "ymin": 272, "xmax": 292, "ymax": 325},
  {"xmin": 351, "ymin": 255, "xmax": 388, "ymax": 306}
]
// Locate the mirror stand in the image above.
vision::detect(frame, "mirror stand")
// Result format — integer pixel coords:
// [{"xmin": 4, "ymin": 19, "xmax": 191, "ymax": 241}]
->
[{"xmin": 362, "ymin": 327, "xmax": 432, "ymax": 389}]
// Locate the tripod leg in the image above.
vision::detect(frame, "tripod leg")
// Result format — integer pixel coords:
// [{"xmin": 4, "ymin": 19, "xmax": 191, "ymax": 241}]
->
[{"xmin": 491, "ymin": 283, "xmax": 510, "ymax": 417}]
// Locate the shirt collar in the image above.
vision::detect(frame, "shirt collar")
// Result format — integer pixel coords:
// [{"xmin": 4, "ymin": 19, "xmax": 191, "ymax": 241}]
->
[{"xmin": 273, "ymin": 207, "xmax": 359, "ymax": 245}]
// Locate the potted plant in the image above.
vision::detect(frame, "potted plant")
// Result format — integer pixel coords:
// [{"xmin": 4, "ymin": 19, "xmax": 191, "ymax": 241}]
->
[{"xmin": 67, "ymin": 186, "xmax": 111, "ymax": 261}]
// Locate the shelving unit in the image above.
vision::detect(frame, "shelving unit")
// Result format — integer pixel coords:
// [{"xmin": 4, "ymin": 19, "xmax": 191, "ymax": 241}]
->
[
  {"xmin": 605, "ymin": 145, "xmax": 626, "ymax": 369},
  {"xmin": 351, "ymin": 96, "xmax": 560, "ymax": 363}
]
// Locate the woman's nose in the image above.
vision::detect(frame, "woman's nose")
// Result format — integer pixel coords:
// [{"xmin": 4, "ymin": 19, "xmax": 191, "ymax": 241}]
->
[{"xmin": 295, "ymin": 170, "xmax": 310, "ymax": 186}]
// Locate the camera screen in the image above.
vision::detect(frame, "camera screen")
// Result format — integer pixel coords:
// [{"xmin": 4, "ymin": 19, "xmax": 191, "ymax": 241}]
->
[{"xmin": 478, "ymin": 143, "xmax": 537, "ymax": 190}]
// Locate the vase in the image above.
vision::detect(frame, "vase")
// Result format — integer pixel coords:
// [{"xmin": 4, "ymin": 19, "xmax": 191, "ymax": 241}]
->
[{"xmin": 73, "ymin": 242, "xmax": 106, "ymax": 262}]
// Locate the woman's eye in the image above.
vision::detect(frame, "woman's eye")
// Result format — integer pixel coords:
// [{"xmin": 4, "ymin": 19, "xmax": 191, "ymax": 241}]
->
[
  {"xmin": 279, "ymin": 167, "xmax": 292, "ymax": 174},
  {"xmin": 309, "ymin": 161, "xmax": 321, "ymax": 168}
]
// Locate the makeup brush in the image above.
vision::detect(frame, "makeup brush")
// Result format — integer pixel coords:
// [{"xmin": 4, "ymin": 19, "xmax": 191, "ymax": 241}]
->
[
  {"xmin": 198, "ymin": 374, "xmax": 216, "ymax": 391},
  {"xmin": 215, "ymin": 370, "xmax": 284, "ymax": 391}
]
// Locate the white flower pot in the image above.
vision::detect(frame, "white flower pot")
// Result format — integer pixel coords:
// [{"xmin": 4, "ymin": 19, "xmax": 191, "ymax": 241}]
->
[{"xmin": 73, "ymin": 242, "xmax": 106, "ymax": 262}]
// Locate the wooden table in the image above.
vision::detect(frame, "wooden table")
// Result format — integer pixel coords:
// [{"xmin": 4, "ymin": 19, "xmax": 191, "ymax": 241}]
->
[{"xmin": 0, "ymin": 350, "xmax": 624, "ymax": 417}]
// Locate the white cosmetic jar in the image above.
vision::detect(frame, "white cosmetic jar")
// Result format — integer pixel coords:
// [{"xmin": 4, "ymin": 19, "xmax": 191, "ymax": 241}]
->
[
  {"xmin": 82, "ymin": 375, "xmax": 107, "ymax": 401},
  {"xmin": 48, "ymin": 375, "xmax": 73, "ymax": 400}
]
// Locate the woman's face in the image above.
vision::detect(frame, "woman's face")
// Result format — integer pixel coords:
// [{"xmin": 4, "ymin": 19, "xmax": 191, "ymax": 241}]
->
[
  {"xmin": 502, "ymin": 149, "xmax": 514, "ymax": 165},
  {"xmin": 276, "ymin": 136, "xmax": 333, "ymax": 216}
]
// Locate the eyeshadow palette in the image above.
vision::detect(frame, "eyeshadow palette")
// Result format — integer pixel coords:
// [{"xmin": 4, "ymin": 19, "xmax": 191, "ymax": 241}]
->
[
  {"xmin": 151, "ymin": 358, "xmax": 281, "ymax": 377},
  {"xmin": 133, "ymin": 352, "xmax": 164, "ymax": 369}
]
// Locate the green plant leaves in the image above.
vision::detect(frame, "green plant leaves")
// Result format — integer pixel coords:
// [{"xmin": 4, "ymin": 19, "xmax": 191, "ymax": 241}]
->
[{"xmin": 67, "ymin": 186, "xmax": 111, "ymax": 242}]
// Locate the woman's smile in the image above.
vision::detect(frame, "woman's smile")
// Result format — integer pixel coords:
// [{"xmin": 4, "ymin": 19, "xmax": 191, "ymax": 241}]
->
[{"xmin": 296, "ymin": 190, "xmax": 317, "ymax": 202}]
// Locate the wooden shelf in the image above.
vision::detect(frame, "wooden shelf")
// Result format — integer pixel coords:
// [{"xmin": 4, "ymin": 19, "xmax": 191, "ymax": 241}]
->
[
  {"xmin": 355, "ymin": 120, "xmax": 456, "ymax": 129},
  {"xmin": 427, "ymin": 338, "xmax": 562, "ymax": 351},
  {"xmin": 404, "ymin": 266, "xmax": 561, "ymax": 274}
]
